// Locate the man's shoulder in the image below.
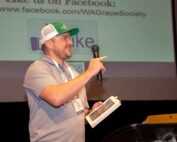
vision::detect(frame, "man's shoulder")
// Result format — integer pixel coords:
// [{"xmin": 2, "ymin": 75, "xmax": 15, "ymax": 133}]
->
[
  {"xmin": 31, "ymin": 57, "xmax": 54, "ymax": 67},
  {"xmin": 27, "ymin": 58, "xmax": 53, "ymax": 73},
  {"xmin": 30, "ymin": 59, "xmax": 46, "ymax": 68}
]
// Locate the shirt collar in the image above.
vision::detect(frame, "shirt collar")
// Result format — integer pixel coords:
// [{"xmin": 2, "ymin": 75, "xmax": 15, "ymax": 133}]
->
[{"xmin": 42, "ymin": 55, "xmax": 68, "ymax": 67}]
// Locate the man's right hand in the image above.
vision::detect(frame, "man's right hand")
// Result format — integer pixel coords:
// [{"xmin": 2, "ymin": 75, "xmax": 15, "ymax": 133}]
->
[{"xmin": 86, "ymin": 56, "xmax": 107, "ymax": 77}]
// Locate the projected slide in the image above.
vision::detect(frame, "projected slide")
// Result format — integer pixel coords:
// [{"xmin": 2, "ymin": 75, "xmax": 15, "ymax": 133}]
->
[{"xmin": 0, "ymin": 0, "xmax": 174, "ymax": 62}]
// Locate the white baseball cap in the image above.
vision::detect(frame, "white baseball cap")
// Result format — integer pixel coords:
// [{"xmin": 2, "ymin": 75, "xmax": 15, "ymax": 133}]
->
[{"xmin": 40, "ymin": 22, "xmax": 79, "ymax": 45}]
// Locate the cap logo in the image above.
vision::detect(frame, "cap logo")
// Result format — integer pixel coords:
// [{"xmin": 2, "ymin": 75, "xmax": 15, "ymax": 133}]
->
[{"xmin": 61, "ymin": 24, "xmax": 68, "ymax": 30}]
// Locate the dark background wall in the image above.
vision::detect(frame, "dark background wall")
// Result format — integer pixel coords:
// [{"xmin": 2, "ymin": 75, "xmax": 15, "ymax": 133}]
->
[{"xmin": 1, "ymin": 101, "xmax": 177, "ymax": 142}]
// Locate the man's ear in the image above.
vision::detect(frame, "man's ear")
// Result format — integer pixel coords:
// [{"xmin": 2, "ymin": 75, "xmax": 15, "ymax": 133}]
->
[{"xmin": 45, "ymin": 40, "xmax": 53, "ymax": 50}]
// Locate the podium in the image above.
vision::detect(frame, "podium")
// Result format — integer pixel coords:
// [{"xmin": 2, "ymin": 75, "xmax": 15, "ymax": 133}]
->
[
  {"xmin": 102, "ymin": 113, "xmax": 177, "ymax": 142},
  {"xmin": 102, "ymin": 123, "xmax": 177, "ymax": 142}
]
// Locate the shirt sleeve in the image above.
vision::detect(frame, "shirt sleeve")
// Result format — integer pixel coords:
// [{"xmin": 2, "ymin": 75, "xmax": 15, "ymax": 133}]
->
[{"xmin": 23, "ymin": 61, "xmax": 58, "ymax": 97}]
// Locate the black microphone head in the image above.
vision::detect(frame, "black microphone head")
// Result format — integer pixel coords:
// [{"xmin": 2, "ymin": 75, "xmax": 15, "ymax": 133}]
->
[
  {"xmin": 91, "ymin": 44, "xmax": 99, "ymax": 53},
  {"xmin": 90, "ymin": 44, "xmax": 102, "ymax": 85}
]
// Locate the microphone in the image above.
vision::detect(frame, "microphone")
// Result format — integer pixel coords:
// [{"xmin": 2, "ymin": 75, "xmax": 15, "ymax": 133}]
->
[{"xmin": 91, "ymin": 44, "xmax": 102, "ymax": 85}]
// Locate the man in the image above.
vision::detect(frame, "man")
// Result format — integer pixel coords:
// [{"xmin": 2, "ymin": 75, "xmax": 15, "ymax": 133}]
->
[{"xmin": 23, "ymin": 21, "xmax": 107, "ymax": 142}]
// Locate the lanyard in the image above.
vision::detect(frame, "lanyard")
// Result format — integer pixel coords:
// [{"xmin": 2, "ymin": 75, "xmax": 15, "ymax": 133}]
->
[
  {"xmin": 52, "ymin": 59, "xmax": 84, "ymax": 111},
  {"xmin": 52, "ymin": 59, "xmax": 76, "ymax": 83}
]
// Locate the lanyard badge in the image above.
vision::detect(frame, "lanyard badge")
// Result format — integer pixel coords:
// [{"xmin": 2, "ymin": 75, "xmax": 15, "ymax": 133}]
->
[{"xmin": 72, "ymin": 97, "xmax": 84, "ymax": 112}]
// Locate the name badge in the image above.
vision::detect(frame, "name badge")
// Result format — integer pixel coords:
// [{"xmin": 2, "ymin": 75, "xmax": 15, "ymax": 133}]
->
[{"xmin": 72, "ymin": 98, "xmax": 84, "ymax": 112}]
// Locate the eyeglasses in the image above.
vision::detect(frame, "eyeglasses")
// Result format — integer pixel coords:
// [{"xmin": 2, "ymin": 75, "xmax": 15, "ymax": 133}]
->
[{"xmin": 61, "ymin": 35, "xmax": 72, "ymax": 41}]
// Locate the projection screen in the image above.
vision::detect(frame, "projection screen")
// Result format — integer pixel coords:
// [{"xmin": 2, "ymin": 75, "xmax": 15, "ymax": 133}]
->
[{"xmin": 0, "ymin": 0, "xmax": 176, "ymax": 102}]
